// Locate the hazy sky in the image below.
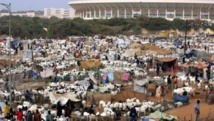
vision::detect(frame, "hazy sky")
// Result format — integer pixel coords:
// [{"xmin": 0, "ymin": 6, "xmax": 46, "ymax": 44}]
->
[{"xmin": 0, "ymin": 0, "xmax": 72, "ymax": 11}]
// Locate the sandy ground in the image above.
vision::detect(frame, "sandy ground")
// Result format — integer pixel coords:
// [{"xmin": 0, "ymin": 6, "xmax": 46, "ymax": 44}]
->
[
  {"xmin": 15, "ymin": 81, "xmax": 47, "ymax": 90},
  {"xmin": 165, "ymin": 100, "xmax": 214, "ymax": 121}
]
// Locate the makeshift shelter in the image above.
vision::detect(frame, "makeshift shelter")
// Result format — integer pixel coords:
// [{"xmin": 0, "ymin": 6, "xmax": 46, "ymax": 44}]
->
[
  {"xmin": 155, "ymin": 57, "xmax": 178, "ymax": 72},
  {"xmin": 149, "ymin": 78, "xmax": 166, "ymax": 86},
  {"xmin": 133, "ymin": 79, "xmax": 149, "ymax": 94},
  {"xmin": 49, "ymin": 92, "xmax": 80, "ymax": 105}
]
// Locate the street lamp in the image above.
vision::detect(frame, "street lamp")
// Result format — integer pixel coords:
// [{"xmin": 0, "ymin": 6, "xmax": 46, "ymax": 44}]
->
[
  {"xmin": 0, "ymin": 3, "xmax": 12, "ymax": 106},
  {"xmin": 184, "ymin": 19, "xmax": 187, "ymax": 55}
]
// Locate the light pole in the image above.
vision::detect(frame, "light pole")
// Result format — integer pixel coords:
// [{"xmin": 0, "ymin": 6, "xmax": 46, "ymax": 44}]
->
[
  {"xmin": 184, "ymin": 19, "xmax": 187, "ymax": 55},
  {"xmin": 0, "ymin": 3, "xmax": 12, "ymax": 106}
]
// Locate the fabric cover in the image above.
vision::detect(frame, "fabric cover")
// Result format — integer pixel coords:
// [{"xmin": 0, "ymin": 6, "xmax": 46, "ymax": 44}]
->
[
  {"xmin": 145, "ymin": 111, "xmax": 178, "ymax": 120},
  {"xmin": 173, "ymin": 94, "xmax": 189, "ymax": 104}
]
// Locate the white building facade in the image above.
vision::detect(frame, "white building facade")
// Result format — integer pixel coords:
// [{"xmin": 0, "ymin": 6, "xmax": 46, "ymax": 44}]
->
[
  {"xmin": 0, "ymin": 11, "xmax": 36, "ymax": 17},
  {"xmin": 69, "ymin": 0, "xmax": 214, "ymax": 21},
  {"xmin": 44, "ymin": 8, "xmax": 75, "ymax": 19}
]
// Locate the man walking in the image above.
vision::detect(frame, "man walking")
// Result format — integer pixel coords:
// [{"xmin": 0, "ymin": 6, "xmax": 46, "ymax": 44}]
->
[{"xmin": 194, "ymin": 100, "xmax": 200, "ymax": 121}]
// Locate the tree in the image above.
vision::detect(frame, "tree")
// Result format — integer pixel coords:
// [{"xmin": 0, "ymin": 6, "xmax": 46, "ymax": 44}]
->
[
  {"xmin": 144, "ymin": 18, "xmax": 170, "ymax": 30},
  {"xmin": 0, "ymin": 15, "xmax": 213, "ymax": 38},
  {"xmin": 137, "ymin": 15, "xmax": 149, "ymax": 27},
  {"xmin": 171, "ymin": 18, "xmax": 186, "ymax": 31}
]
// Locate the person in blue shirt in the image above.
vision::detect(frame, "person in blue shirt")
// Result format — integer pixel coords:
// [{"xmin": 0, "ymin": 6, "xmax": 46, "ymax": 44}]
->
[
  {"xmin": 87, "ymin": 78, "xmax": 94, "ymax": 90},
  {"xmin": 114, "ymin": 108, "xmax": 121, "ymax": 120},
  {"xmin": 93, "ymin": 44, "xmax": 96, "ymax": 51},
  {"xmin": 127, "ymin": 106, "xmax": 138, "ymax": 121},
  {"xmin": 194, "ymin": 100, "xmax": 200, "ymax": 121},
  {"xmin": 25, "ymin": 90, "xmax": 33, "ymax": 103}
]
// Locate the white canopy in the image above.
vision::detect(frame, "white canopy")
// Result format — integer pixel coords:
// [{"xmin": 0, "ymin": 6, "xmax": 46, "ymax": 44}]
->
[
  {"xmin": 49, "ymin": 92, "xmax": 80, "ymax": 106},
  {"xmin": 133, "ymin": 79, "xmax": 149, "ymax": 94}
]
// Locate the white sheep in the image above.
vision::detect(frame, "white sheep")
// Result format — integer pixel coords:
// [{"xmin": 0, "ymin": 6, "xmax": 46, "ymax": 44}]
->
[
  {"xmin": 175, "ymin": 102, "xmax": 183, "ymax": 107},
  {"xmin": 99, "ymin": 100, "xmax": 106, "ymax": 108},
  {"xmin": 197, "ymin": 83, "xmax": 201, "ymax": 89},
  {"xmin": 205, "ymin": 85, "xmax": 209, "ymax": 90}
]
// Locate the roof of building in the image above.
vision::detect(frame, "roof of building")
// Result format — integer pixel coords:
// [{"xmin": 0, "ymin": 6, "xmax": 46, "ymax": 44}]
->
[{"xmin": 69, "ymin": 0, "xmax": 214, "ymax": 4}]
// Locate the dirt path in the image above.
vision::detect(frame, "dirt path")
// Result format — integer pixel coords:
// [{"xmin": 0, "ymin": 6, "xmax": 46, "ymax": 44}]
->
[{"xmin": 15, "ymin": 81, "xmax": 47, "ymax": 90}]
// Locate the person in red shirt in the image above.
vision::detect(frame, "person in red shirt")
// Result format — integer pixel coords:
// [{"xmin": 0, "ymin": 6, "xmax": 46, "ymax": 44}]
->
[
  {"xmin": 53, "ymin": 65, "xmax": 58, "ymax": 75},
  {"xmin": 16, "ymin": 108, "xmax": 23, "ymax": 121},
  {"xmin": 173, "ymin": 76, "xmax": 178, "ymax": 89}
]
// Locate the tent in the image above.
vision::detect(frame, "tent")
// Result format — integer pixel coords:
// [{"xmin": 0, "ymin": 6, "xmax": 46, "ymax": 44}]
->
[
  {"xmin": 149, "ymin": 77, "xmax": 166, "ymax": 86},
  {"xmin": 155, "ymin": 57, "xmax": 178, "ymax": 72},
  {"xmin": 49, "ymin": 92, "xmax": 80, "ymax": 105},
  {"xmin": 133, "ymin": 79, "xmax": 149, "ymax": 94}
]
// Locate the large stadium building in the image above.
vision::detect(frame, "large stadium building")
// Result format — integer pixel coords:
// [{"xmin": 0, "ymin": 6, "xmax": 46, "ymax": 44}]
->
[{"xmin": 69, "ymin": 0, "xmax": 214, "ymax": 21}]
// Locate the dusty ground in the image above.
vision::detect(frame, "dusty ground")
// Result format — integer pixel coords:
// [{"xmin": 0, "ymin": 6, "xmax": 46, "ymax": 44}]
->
[
  {"xmin": 15, "ymin": 81, "xmax": 47, "ymax": 90},
  {"xmin": 165, "ymin": 100, "xmax": 214, "ymax": 121}
]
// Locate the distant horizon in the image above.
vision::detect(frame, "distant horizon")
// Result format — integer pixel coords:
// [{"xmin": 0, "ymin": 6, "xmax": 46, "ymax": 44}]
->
[{"xmin": 0, "ymin": 0, "xmax": 71, "ymax": 12}]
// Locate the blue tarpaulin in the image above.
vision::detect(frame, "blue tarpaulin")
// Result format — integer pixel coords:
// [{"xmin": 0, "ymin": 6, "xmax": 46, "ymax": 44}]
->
[
  {"xmin": 174, "ymin": 94, "xmax": 189, "ymax": 104},
  {"xmin": 173, "ymin": 40, "xmax": 183, "ymax": 47},
  {"xmin": 185, "ymin": 49, "xmax": 197, "ymax": 58},
  {"xmin": 30, "ymin": 70, "xmax": 37, "ymax": 77},
  {"xmin": 107, "ymin": 72, "xmax": 114, "ymax": 82},
  {"xmin": 11, "ymin": 41, "xmax": 19, "ymax": 47}
]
